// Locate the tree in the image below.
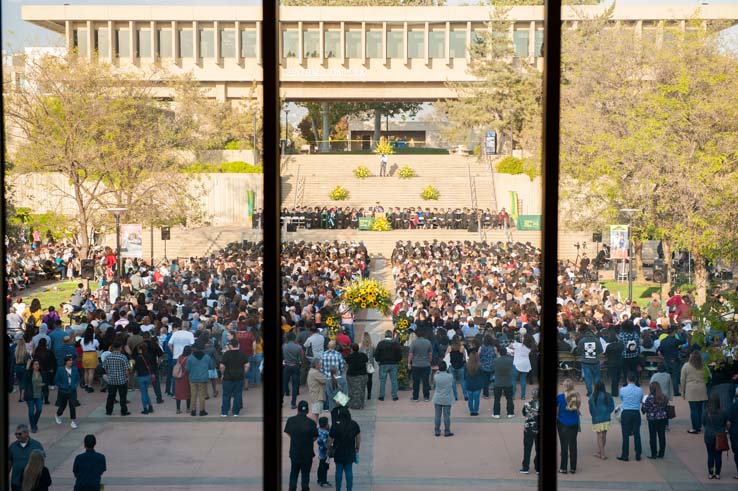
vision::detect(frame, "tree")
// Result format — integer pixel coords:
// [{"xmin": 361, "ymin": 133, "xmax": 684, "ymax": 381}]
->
[
  {"xmin": 438, "ymin": 8, "xmax": 542, "ymax": 160},
  {"xmin": 5, "ymin": 54, "xmax": 208, "ymax": 256},
  {"xmin": 560, "ymin": 15, "xmax": 738, "ymax": 304},
  {"xmin": 282, "ymin": 0, "xmax": 446, "ymax": 5}
]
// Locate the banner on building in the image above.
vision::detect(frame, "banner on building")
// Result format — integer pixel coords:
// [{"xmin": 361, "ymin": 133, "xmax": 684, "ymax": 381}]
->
[
  {"xmin": 246, "ymin": 190, "xmax": 255, "ymax": 228},
  {"xmin": 509, "ymin": 191, "xmax": 520, "ymax": 222},
  {"xmin": 610, "ymin": 224, "xmax": 629, "ymax": 260},
  {"xmin": 120, "ymin": 224, "xmax": 143, "ymax": 258}
]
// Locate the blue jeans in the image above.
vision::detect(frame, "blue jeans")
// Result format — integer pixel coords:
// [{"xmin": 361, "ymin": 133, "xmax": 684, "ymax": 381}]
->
[
  {"xmin": 221, "ymin": 379, "xmax": 244, "ymax": 415},
  {"xmin": 378, "ymin": 364, "xmax": 398, "ymax": 399},
  {"xmin": 449, "ymin": 366, "xmax": 466, "ymax": 400},
  {"xmin": 689, "ymin": 401, "xmax": 705, "ymax": 431},
  {"xmin": 511, "ymin": 366, "xmax": 528, "ymax": 399},
  {"xmin": 467, "ymin": 389, "xmax": 480, "ymax": 413},
  {"xmin": 283, "ymin": 365, "xmax": 300, "ymax": 407},
  {"xmin": 248, "ymin": 353, "xmax": 263, "ymax": 385},
  {"xmin": 434, "ymin": 404, "xmax": 451, "ymax": 434},
  {"xmin": 582, "ymin": 363, "xmax": 600, "ymax": 396},
  {"xmin": 335, "ymin": 461, "xmax": 354, "ymax": 491},
  {"xmin": 138, "ymin": 375, "xmax": 151, "ymax": 410},
  {"xmin": 342, "ymin": 323, "xmax": 355, "ymax": 343},
  {"xmin": 26, "ymin": 397, "xmax": 43, "ymax": 430},
  {"xmin": 164, "ymin": 360, "xmax": 175, "ymax": 394}
]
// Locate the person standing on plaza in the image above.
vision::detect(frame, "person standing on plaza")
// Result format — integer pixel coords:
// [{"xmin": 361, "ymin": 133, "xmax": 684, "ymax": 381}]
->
[
  {"xmin": 20, "ymin": 449, "xmax": 51, "ymax": 491},
  {"xmin": 283, "ymin": 331, "xmax": 304, "ymax": 410},
  {"xmin": 22, "ymin": 360, "xmax": 46, "ymax": 433},
  {"xmin": 304, "ymin": 323, "xmax": 325, "ymax": 366},
  {"xmin": 72, "ymin": 434, "xmax": 107, "ymax": 491},
  {"xmin": 588, "ymin": 380, "xmax": 615, "ymax": 460},
  {"xmin": 657, "ymin": 327, "xmax": 685, "ymax": 396},
  {"xmin": 681, "ymin": 350, "xmax": 708, "ymax": 434},
  {"xmin": 14, "ymin": 336, "xmax": 31, "ymax": 401},
  {"xmin": 80, "ymin": 326, "xmax": 99, "ymax": 393},
  {"xmin": 9, "ymin": 424, "xmax": 45, "ymax": 491},
  {"xmin": 316, "ymin": 416, "xmax": 332, "ymax": 488},
  {"xmin": 703, "ymin": 393, "xmax": 729, "ymax": 480},
  {"xmin": 31, "ymin": 338, "xmax": 54, "ymax": 405},
  {"xmin": 328, "ymin": 406, "xmax": 361, "ymax": 491},
  {"xmin": 479, "ymin": 335, "xmax": 497, "ymax": 400},
  {"xmin": 445, "ymin": 335, "xmax": 468, "ymax": 401},
  {"xmin": 174, "ymin": 345, "xmax": 192, "ymax": 414},
  {"xmin": 577, "ymin": 325, "xmax": 603, "ymax": 397},
  {"xmin": 492, "ymin": 347, "xmax": 514, "ymax": 418},
  {"xmin": 54, "ymin": 354, "xmax": 80, "ymax": 429},
  {"xmin": 643, "ymin": 381, "xmax": 669, "ymax": 459},
  {"xmin": 431, "ymin": 361, "xmax": 455, "ymax": 436},
  {"xmin": 346, "ymin": 343, "xmax": 368, "ymax": 410},
  {"xmin": 220, "ymin": 338, "xmax": 250, "ymax": 417},
  {"xmin": 520, "ymin": 388, "xmax": 540, "ymax": 474},
  {"xmin": 359, "ymin": 332, "xmax": 376, "ymax": 400},
  {"xmin": 374, "ymin": 330, "xmax": 402, "ymax": 401},
  {"xmin": 379, "ymin": 152, "xmax": 388, "ymax": 177},
  {"xmin": 168, "ymin": 320, "xmax": 195, "ymax": 367},
  {"xmin": 103, "ymin": 342, "xmax": 130, "ymax": 416},
  {"xmin": 605, "ymin": 332, "xmax": 624, "ymax": 398},
  {"xmin": 618, "ymin": 321, "xmax": 641, "ymax": 380},
  {"xmin": 185, "ymin": 341, "xmax": 212, "ymax": 416},
  {"xmin": 464, "ymin": 351, "xmax": 484, "ymax": 416},
  {"xmin": 284, "ymin": 400, "xmax": 319, "ymax": 491},
  {"xmin": 557, "ymin": 379, "xmax": 581, "ymax": 474},
  {"xmin": 326, "ymin": 366, "xmax": 349, "ymax": 412},
  {"xmin": 510, "ymin": 333, "xmax": 533, "ymax": 400},
  {"xmin": 409, "ymin": 330, "xmax": 432, "ymax": 402},
  {"xmin": 617, "ymin": 372, "xmax": 644, "ymax": 462},
  {"xmin": 308, "ymin": 358, "xmax": 327, "ymax": 423},
  {"xmin": 132, "ymin": 341, "xmax": 156, "ymax": 414}
]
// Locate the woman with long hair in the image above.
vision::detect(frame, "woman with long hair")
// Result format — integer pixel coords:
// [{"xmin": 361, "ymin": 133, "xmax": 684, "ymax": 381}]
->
[
  {"xmin": 80, "ymin": 326, "xmax": 99, "ymax": 393},
  {"xmin": 346, "ymin": 343, "xmax": 369, "ymax": 410},
  {"xmin": 22, "ymin": 360, "xmax": 45, "ymax": 433},
  {"xmin": 464, "ymin": 351, "xmax": 484, "ymax": 416},
  {"xmin": 14, "ymin": 337, "xmax": 31, "ymax": 402},
  {"xmin": 557, "ymin": 378, "xmax": 581, "ymax": 474},
  {"xmin": 174, "ymin": 345, "xmax": 192, "ymax": 414},
  {"xmin": 589, "ymin": 380, "xmax": 614, "ymax": 459},
  {"xmin": 703, "ymin": 392, "xmax": 729, "ymax": 479},
  {"xmin": 132, "ymin": 341, "xmax": 155, "ymax": 414},
  {"xmin": 325, "ymin": 366, "xmax": 349, "ymax": 412},
  {"xmin": 643, "ymin": 381, "xmax": 669, "ymax": 459},
  {"xmin": 21, "ymin": 449, "xmax": 51, "ymax": 491},
  {"xmin": 359, "ymin": 332, "xmax": 375, "ymax": 400},
  {"xmin": 681, "ymin": 350, "xmax": 708, "ymax": 434},
  {"xmin": 31, "ymin": 339, "xmax": 55, "ymax": 404},
  {"xmin": 445, "ymin": 335, "xmax": 468, "ymax": 401},
  {"xmin": 479, "ymin": 335, "xmax": 497, "ymax": 400},
  {"xmin": 511, "ymin": 333, "xmax": 534, "ymax": 400},
  {"xmin": 328, "ymin": 406, "xmax": 361, "ymax": 491}
]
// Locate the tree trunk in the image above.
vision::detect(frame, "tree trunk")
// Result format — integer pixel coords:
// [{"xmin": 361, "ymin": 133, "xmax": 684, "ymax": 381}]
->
[
  {"xmin": 309, "ymin": 117, "xmax": 319, "ymax": 148},
  {"xmin": 660, "ymin": 239, "xmax": 672, "ymax": 301},
  {"xmin": 373, "ymin": 108, "xmax": 382, "ymax": 147},
  {"xmin": 71, "ymin": 179, "xmax": 91, "ymax": 259},
  {"xmin": 693, "ymin": 252, "xmax": 708, "ymax": 306},
  {"xmin": 633, "ymin": 238, "xmax": 645, "ymax": 283},
  {"xmin": 320, "ymin": 101, "xmax": 331, "ymax": 153}
]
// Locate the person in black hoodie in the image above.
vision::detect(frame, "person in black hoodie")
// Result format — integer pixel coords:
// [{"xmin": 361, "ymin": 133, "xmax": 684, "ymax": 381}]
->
[
  {"xmin": 605, "ymin": 333, "xmax": 624, "ymax": 398},
  {"xmin": 374, "ymin": 330, "xmax": 402, "ymax": 401}
]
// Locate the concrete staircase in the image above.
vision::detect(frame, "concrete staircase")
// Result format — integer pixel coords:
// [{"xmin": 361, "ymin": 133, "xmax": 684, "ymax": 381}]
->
[{"xmin": 281, "ymin": 154, "xmax": 498, "ymax": 211}]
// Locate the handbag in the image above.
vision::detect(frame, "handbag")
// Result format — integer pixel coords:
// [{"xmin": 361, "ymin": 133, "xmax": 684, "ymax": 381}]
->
[
  {"xmin": 613, "ymin": 404, "xmax": 623, "ymax": 423},
  {"xmin": 666, "ymin": 405, "xmax": 676, "ymax": 420},
  {"xmin": 140, "ymin": 356, "xmax": 156, "ymax": 383},
  {"xmin": 333, "ymin": 391, "xmax": 350, "ymax": 407},
  {"xmin": 172, "ymin": 360, "xmax": 184, "ymax": 379},
  {"xmin": 366, "ymin": 361, "xmax": 375, "ymax": 374},
  {"xmin": 715, "ymin": 432, "xmax": 730, "ymax": 452}
]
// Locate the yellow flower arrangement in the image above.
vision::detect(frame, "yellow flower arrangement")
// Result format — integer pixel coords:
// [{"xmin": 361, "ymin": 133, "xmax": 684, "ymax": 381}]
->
[
  {"xmin": 394, "ymin": 314, "xmax": 411, "ymax": 344},
  {"xmin": 370, "ymin": 215, "xmax": 392, "ymax": 231},
  {"xmin": 341, "ymin": 278, "xmax": 392, "ymax": 315}
]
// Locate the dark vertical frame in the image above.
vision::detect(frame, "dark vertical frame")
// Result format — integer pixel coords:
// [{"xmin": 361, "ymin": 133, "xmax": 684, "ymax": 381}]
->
[
  {"xmin": 540, "ymin": 0, "xmax": 561, "ymax": 489},
  {"xmin": 1, "ymin": 51, "xmax": 9, "ymax": 487},
  {"xmin": 262, "ymin": 1, "xmax": 283, "ymax": 490}
]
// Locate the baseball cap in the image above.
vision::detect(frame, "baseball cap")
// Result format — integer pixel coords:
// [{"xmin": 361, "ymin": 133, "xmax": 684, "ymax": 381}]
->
[{"xmin": 297, "ymin": 401, "xmax": 309, "ymax": 413}]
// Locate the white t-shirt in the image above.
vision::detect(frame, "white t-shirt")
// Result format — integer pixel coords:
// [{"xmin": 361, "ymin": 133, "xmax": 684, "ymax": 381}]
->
[
  {"xmin": 304, "ymin": 333, "xmax": 324, "ymax": 360},
  {"xmin": 169, "ymin": 330, "xmax": 195, "ymax": 358},
  {"xmin": 82, "ymin": 339, "xmax": 100, "ymax": 352},
  {"xmin": 140, "ymin": 323, "xmax": 155, "ymax": 333},
  {"xmin": 510, "ymin": 342, "xmax": 532, "ymax": 373}
]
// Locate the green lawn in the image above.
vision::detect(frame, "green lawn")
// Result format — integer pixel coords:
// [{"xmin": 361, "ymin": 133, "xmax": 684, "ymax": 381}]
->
[
  {"xmin": 600, "ymin": 280, "xmax": 661, "ymax": 302},
  {"xmin": 21, "ymin": 280, "xmax": 99, "ymax": 310}
]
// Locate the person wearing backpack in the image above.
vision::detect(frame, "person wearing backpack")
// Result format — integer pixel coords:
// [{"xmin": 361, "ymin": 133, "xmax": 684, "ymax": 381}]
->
[
  {"xmin": 173, "ymin": 345, "xmax": 191, "ymax": 414},
  {"xmin": 617, "ymin": 321, "xmax": 641, "ymax": 379}
]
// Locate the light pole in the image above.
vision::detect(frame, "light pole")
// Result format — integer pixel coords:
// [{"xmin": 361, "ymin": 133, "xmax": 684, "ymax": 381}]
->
[
  {"xmin": 283, "ymin": 108, "xmax": 290, "ymax": 154},
  {"xmin": 107, "ymin": 207, "xmax": 128, "ymax": 285},
  {"xmin": 620, "ymin": 208, "xmax": 639, "ymax": 301}
]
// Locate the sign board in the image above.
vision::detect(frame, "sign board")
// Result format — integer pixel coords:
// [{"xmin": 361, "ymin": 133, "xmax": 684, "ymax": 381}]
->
[
  {"xmin": 483, "ymin": 131, "xmax": 497, "ymax": 155},
  {"xmin": 358, "ymin": 217, "xmax": 375, "ymax": 230},
  {"xmin": 120, "ymin": 224, "xmax": 143, "ymax": 258},
  {"xmin": 516, "ymin": 215, "xmax": 541, "ymax": 231},
  {"xmin": 610, "ymin": 224, "xmax": 629, "ymax": 260}
]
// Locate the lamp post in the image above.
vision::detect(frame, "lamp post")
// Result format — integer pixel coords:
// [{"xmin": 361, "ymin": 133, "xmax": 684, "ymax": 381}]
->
[
  {"xmin": 620, "ymin": 208, "xmax": 639, "ymax": 301},
  {"xmin": 107, "ymin": 207, "xmax": 128, "ymax": 285},
  {"xmin": 282, "ymin": 108, "xmax": 290, "ymax": 154}
]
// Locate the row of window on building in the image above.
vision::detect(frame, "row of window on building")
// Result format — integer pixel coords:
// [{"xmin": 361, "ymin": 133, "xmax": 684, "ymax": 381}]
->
[{"xmin": 73, "ymin": 26, "xmax": 544, "ymax": 60}]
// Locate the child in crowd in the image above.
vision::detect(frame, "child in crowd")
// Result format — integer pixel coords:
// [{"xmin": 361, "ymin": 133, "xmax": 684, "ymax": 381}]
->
[{"xmin": 317, "ymin": 416, "xmax": 331, "ymax": 488}]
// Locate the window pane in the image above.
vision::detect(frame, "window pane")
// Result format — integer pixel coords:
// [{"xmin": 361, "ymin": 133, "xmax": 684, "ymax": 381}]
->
[
  {"xmin": 514, "ymin": 29, "xmax": 529, "ymax": 57},
  {"xmin": 325, "ymin": 30, "xmax": 340, "ymax": 58},
  {"xmin": 178, "ymin": 29, "xmax": 193, "ymax": 58},
  {"xmin": 242, "ymin": 29, "xmax": 256, "ymax": 57},
  {"xmin": 367, "ymin": 30, "xmax": 382, "ymax": 58},
  {"xmin": 200, "ymin": 29, "xmax": 214, "ymax": 58},
  {"xmin": 157, "ymin": 28, "xmax": 172, "ymax": 58},
  {"xmin": 408, "ymin": 31, "xmax": 424, "ymax": 59},
  {"xmin": 95, "ymin": 28, "xmax": 109, "ymax": 56},
  {"xmin": 304, "ymin": 30, "xmax": 319, "ymax": 58},
  {"xmin": 116, "ymin": 28, "xmax": 130, "ymax": 58},
  {"xmin": 346, "ymin": 30, "xmax": 362, "ymax": 58},
  {"xmin": 221, "ymin": 29, "xmax": 236, "ymax": 58},
  {"xmin": 429, "ymin": 30, "xmax": 445, "ymax": 58},
  {"xmin": 387, "ymin": 30, "xmax": 403, "ymax": 58},
  {"xmin": 535, "ymin": 30, "xmax": 543, "ymax": 57},
  {"xmin": 137, "ymin": 29, "xmax": 151, "ymax": 58},
  {"xmin": 75, "ymin": 28, "xmax": 88, "ymax": 57},
  {"xmin": 449, "ymin": 30, "xmax": 466, "ymax": 58},
  {"xmin": 282, "ymin": 30, "xmax": 298, "ymax": 57}
]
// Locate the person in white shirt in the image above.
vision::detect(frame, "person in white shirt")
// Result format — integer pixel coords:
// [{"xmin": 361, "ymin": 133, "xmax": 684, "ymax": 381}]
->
[
  {"xmin": 168, "ymin": 321, "xmax": 195, "ymax": 359},
  {"xmin": 304, "ymin": 325, "xmax": 325, "ymax": 363},
  {"xmin": 6, "ymin": 307, "xmax": 24, "ymax": 337},
  {"xmin": 15, "ymin": 298, "xmax": 27, "ymax": 318}
]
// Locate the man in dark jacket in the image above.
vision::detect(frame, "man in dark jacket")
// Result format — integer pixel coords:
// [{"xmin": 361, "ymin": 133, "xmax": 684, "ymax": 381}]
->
[
  {"xmin": 657, "ymin": 327, "xmax": 684, "ymax": 396},
  {"xmin": 374, "ymin": 330, "xmax": 403, "ymax": 401},
  {"xmin": 9, "ymin": 424, "xmax": 45, "ymax": 491},
  {"xmin": 284, "ymin": 401, "xmax": 318, "ymax": 491},
  {"xmin": 576, "ymin": 326, "xmax": 603, "ymax": 396},
  {"xmin": 493, "ymin": 349, "xmax": 514, "ymax": 418},
  {"xmin": 73, "ymin": 434, "xmax": 107, "ymax": 491}
]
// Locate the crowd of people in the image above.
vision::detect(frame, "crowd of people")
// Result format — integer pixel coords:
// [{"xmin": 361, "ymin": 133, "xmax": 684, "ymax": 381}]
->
[
  {"xmin": 5, "ymin": 239, "xmax": 85, "ymax": 297},
  {"xmin": 266, "ymin": 205, "xmax": 514, "ymax": 230}
]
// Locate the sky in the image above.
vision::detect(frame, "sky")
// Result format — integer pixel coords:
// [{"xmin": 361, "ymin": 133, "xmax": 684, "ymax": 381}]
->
[{"xmin": 4, "ymin": 0, "xmax": 738, "ymax": 51}]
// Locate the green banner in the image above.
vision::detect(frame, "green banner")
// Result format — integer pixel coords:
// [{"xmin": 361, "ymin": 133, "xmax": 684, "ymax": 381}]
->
[
  {"xmin": 516, "ymin": 215, "xmax": 541, "ymax": 230},
  {"xmin": 509, "ymin": 191, "xmax": 519, "ymax": 222},
  {"xmin": 246, "ymin": 190, "xmax": 255, "ymax": 228},
  {"xmin": 358, "ymin": 217, "xmax": 375, "ymax": 230}
]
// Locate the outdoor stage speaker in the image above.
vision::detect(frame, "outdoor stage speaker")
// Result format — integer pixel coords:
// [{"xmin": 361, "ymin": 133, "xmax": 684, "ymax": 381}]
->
[
  {"xmin": 287, "ymin": 223, "xmax": 298, "ymax": 232},
  {"xmin": 592, "ymin": 231, "xmax": 603, "ymax": 243},
  {"xmin": 468, "ymin": 222, "xmax": 479, "ymax": 233},
  {"xmin": 652, "ymin": 259, "xmax": 667, "ymax": 283},
  {"xmin": 161, "ymin": 226, "xmax": 171, "ymax": 241},
  {"xmin": 80, "ymin": 259, "xmax": 95, "ymax": 280}
]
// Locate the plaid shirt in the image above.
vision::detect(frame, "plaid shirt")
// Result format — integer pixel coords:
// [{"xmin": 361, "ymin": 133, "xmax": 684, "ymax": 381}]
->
[
  {"xmin": 103, "ymin": 351, "xmax": 130, "ymax": 386},
  {"xmin": 320, "ymin": 349, "xmax": 346, "ymax": 377}
]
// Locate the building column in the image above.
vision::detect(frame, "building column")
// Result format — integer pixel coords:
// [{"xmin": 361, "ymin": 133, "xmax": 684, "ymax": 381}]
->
[
  {"xmin": 86, "ymin": 21, "xmax": 93, "ymax": 59},
  {"xmin": 214, "ymin": 20, "xmax": 221, "ymax": 62},
  {"xmin": 465, "ymin": 21, "xmax": 471, "ymax": 63},
  {"xmin": 361, "ymin": 21, "xmax": 366, "ymax": 65},
  {"xmin": 319, "ymin": 21, "xmax": 325, "ymax": 64},
  {"xmin": 382, "ymin": 22, "xmax": 387, "ymax": 65},
  {"xmin": 193, "ymin": 21, "xmax": 199, "ymax": 62},
  {"xmin": 129, "ymin": 20, "xmax": 135, "ymax": 63},
  {"xmin": 108, "ymin": 21, "xmax": 114, "ymax": 61},
  {"xmin": 340, "ymin": 21, "xmax": 346, "ymax": 63},
  {"xmin": 321, "ymin": 101, "xmax": 331, "ymax": 153},
  {"xmin": 256, "ymin": 21, "xmax": 262, "ymax": 65},
  {"xmin": 151, "ymin": 21, "xmax": 156, "ymax": 62},
  {"xmin": 298, "ymin": 21, "xmax": 304, "ymax": 62},
  {"xmin": 424, "ymin": 22, "xmax": 429, "ymax": 66},
  {"xmin": 445, "ymin": 21, "xmax": 450, "ymax": 66},
  {"xmin": 529, "ymin": 20, "xmax": 535, "ymax": 59},
  {"xmin": 403, "ymin": 21, "xmax": 408, "ymax": 65},
  {"xmin": 65, "ymin": 21, "xmax": 73, "ymax": 52}
]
